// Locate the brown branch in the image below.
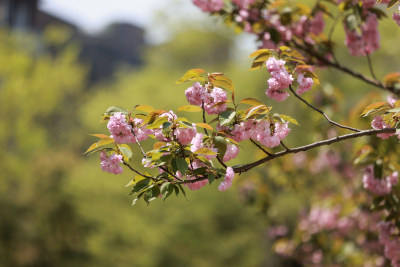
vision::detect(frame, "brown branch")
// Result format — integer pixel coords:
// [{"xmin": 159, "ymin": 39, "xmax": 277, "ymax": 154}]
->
[
  {"xmin": 366, "ymin": 53, "xmax": 377, "ymax": 80},
  {"xmin": 292, "ymin": 40, "xmax": 397, "ymax": 95},
  {"xmin": 250, "ymin": 138, "xmax": 272, "ymax": 156},
  {"xmin": 123, "ymin": 161, "xmax": 158, "ymax": 181},
  {"xmin": 233, "ymin": 128, "xmax": 397, "ymax": 174},
  {"xmin": 289, "ymin": 85, "xmax": 361, "ymax": 132}
]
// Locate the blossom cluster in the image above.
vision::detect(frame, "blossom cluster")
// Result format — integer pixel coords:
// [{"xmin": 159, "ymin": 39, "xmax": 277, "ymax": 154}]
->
[
  {"xmin": 378, "ymin": 222, "xmax": 400, "ymax": 267},
  {"xmin": 344, "ymin": 13, "xmax": 380, "ymax": 56},
  {"xmin": 228, "ymin": 119, "xmax": 290, "ymax": 148},
  {"xmin": 185, "ymin": 82, "xmax": 227, "ymax": 114},
  {"xmin": 265, "ymin": 57, "xmax": 293, "ymax": 102},
  {"xmin": 371, "ymin": 116, "xmax": 395, "ymax": 139},
  {"xmin": 394, "ymin": 6, "xmax": 400, "ymax": 26},
  {"xmin": 363, "ymin": 165, "xmax": 398, "ymax": 196},
  {"xmin": 100, "ymin": 151, "xmax": 123, "ymax": 175},
  {"xmin": 264, "ymin": 57, "xmax": 313, "ymax": 102}
]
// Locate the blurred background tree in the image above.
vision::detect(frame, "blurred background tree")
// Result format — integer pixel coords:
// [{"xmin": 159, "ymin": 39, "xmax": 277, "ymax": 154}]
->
[{"xmin": 2, "ymin": 0, "xmax": 400, "ymax": 266}]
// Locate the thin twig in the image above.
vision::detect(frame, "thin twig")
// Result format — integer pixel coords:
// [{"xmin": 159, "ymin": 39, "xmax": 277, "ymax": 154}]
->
[
  {"xmin": 123, "ymin": 161, "xmax": 158, "ymax": 180},
  {"xmin": 280, "ymin": 141, "xmax": 291, "ymax": 152},
  {"xmin": 131, "ymin": 129, "xmax": 147, "ymax": 158},
  {"xmin": 289, "ymin": 85, "xmax": 361, "ymax": 132},
  {"xmin": 291, "ymin": 40, "xmax": 396, "ymax": 95},
  {"xmin": 366, "ymin": 53, "xmax": 377, "ymax": 80},
  {"xmin": 250, "ymin": 138, "xmax": 272, "ymax": 156},
  {"xmin": 217, "ymin": 156, "xmax": 228, "ymax": 168},
  {"xmin": 233, "ymin": 128, "xmax": 396, "ymax": 174}
]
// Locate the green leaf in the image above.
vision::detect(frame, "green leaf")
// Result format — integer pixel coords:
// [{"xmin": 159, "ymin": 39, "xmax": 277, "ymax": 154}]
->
[
  {"xmin": 176, "ymin": 69, "xmax": 206, "ymax": 84},
  {"xmin": 250, "ymin": 61, "xmax": 265, "ymax": 71},
  {"xmin": 387, "ymin": 0, "xmax": 399, "ymax": 9},
  {"xmin": 160, "ymin": 182, "xmax": 173, "ymax": 200},
  {"xmin": 278, "ymin": 114, "xmax": 300, "ymax": 126},
  {"xmin": 144, "ymin": 185, "xmax": 160, "ymax": 205},
  {"xmin": 146, "ymin": 116, "xmax": 169, "ymax": 129},
  {"xmin": 279, "ymin": 46, "xmax": 304, "ymax": 59},
  {"xmin": 177, "ymin": 105, "xmax": 203, "ymax": 112},
  {"xmin": 374, "ymin": 160, "xmax": 383, "ymax": 179},
  {"xmin": 213, "ymin": 136, "xmax": 227, "ymax": 159},
  {"xmin": 134, "ymin": 105, "xmax": 154, "ymax": 113},
  {"xmin": 195, "ymin": 147, "xmax": 218, "ymax": 155},
  {"xmin": 208, "ymin": 174, "xmax": 215, "ymax": 185},
  {"xmin": 84, "ymin": 137, "xmax": 115, "ymax": 154},
  {"xmin": 172, "ymin": 157, "xmax": 189, "ymax": 175},
  {"xmin": 244, "ymin": 105, "xmax": 270, "ymax": 120},
  {"xmin": 173, "ymin": 185, "xmax": 180, "ymax": 196},
  {"xmin": 249, "ymin": 49, "xmax": 272, "ymax": 58},
  {"xmin": 118, "ymin": 144, "xmax": 133, "ymax": 161},
  {"xmin": 240, "ymin": 98, "xmax": 264, "ymax": 106},
  {"xmin": 212, "ymin": 76, "xmax": 235, "ymax": 92},
  {"xmin": 387, "ymin": 107, "xmax": 400, "ymax": 113},
  {"xmin": 361, "ymin": 102, "xmax": 388, "ymax": 117},
  {"xmin": 104, "ymin": 106, "xmax": 129, "ymax": 116},
  {"xmin": 219, "ymin": 110, "xmax": 236, "ymax": 126},
  {"xmin": 130, "ymin": 178, "xmax": 151, "ymax": 195},
  {"xmin": 177, "ymin": 184, "xmax": 187, "ymax": 200}
]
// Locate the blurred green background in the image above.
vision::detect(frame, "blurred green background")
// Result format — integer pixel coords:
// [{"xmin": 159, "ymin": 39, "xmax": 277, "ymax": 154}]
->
[{"xmin": 1, "ymin": 1, "xmax": 400, "ymax": 266}]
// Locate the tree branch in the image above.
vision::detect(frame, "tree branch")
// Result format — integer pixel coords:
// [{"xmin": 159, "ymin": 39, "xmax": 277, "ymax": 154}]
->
[
  {"xmin": 291, "ymin": 40, "xmax": 397, "ymax": 95},
  {"xmin": 123, "ymin": 161, "xmax": 158, "ymax": 181},
  {"xmin": 289, "ymin": 85, "xmax": 361, "ymax": 132},
  {"xmin": 233, "ymin": 128, "xmax": 397, "ymax": 173},
  {"xmin": 250, "ymin": 138, "xmax": 272, "ymax": 155}
]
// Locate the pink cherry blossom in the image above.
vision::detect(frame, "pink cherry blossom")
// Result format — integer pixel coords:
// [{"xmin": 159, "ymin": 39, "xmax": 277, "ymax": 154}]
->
[
  {"xmin": 183, "ymin": 161, "xmax": 209, "ymax": 190},
  {"xmin": 232, "ymin": 0, "xmax": 256, "ymax": 9},
  {"xmin": 100, "ymin": 151, "xmax": 123, "ymax": 175},
  {"xmin": 309, "ymin": 11, "xmax": 325, "ymax": 36},
  {"xmin": 107, "ymin": 112, "xmax": 134, "ymax": 144},
  {"xmin": 174, "ymin": 123, "xmax": 197, "ymax": 145},
  {"xmin": 378, "ymin": 221, "xmax": 400, "ymax": 266},
  {"xmin": 296, "ymin": 73, "xmax": 314, "ymax": 95},
  {"xmin": 192, "ymin": 0, "xmax": 224, "ymax": 12},
  {"xmin": 265, "ymin": 57, "xmax": 293, "ymax": 102},
  {"xmin": 204, "ymin": 87, "xmax": 227, "ymax": 114},
  {"xmin": 371, "ymin": 116, "xmax": 395, "ymax": 139},
  {"xmin": 345, "ymin": 13, "xmax": 380, "ymax": 56},
  {"xmin": 393, "ymin": 7, "xmax": 400, "ymax": 26},
  {"xmin": 363, "ymin": 165, "xmax": 398, "ymax": 196},
  {"xmin": 185, "ymin": 82, "xmax": 207, "ymax": 106},
  {"xmin": 223, "ymin": 143, "xmax": 240, "ymax": 162},
  {"xmin": 218, "ymin": 167, "xmax": 235, "ymax": 191},
  {"xmin": 190, "ymin": 133, "xmax": 218, "ymax": 160}
]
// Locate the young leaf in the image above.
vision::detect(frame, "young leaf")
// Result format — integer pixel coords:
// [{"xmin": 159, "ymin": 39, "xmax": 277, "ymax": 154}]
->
[
  {"xmin": 134, "ymin": 105, "xmax": 154, "ymax": 113},
  {"xmin": 219, "ymin": 110, "xmax": 236, "ymax": 126},
  {"xmin": 195, "ymin": 123, "xmax": 214, "ymax": 131},
  {"xmin": 212, "ymin": 76, "xmax": 235, "ymax": 92},
  {"xmin": 240, "ymin": 98, "xmax": 264, "ymax": 106},
  {"xmin": 195, "ymin": 147, "xmax": 218, "ymax": 155},
  {"xmin": 104, "ymin": 106, "xmax": 129, "ymax": 116},
  {"xmin": 177, "ymin": 105, "xmax": 203, "ymax": 112},
  {"xmin": 213, "ymin": 136, "xmax": 227, "ymax": 159},
  {"xmin": 360, "ymin": 102, "xmax": 388, "ymax": 117},
  {"xmin": 118, "ymin": 144, "xmax": 133, "ymax": 161},
  {"xmin": 176, "ymin": 69, "xmax": 206, "ymax": 84},
  {"xmin": 249, "ymin": 49, "xmax": 272, "ymax": 58},
  {"xmin": 278, "ymin": 114, "xmax": 300, "ymax": 126},
  {"xmin": 84, "ymin": 137, "xmax": 115, "ymax": 154}
]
